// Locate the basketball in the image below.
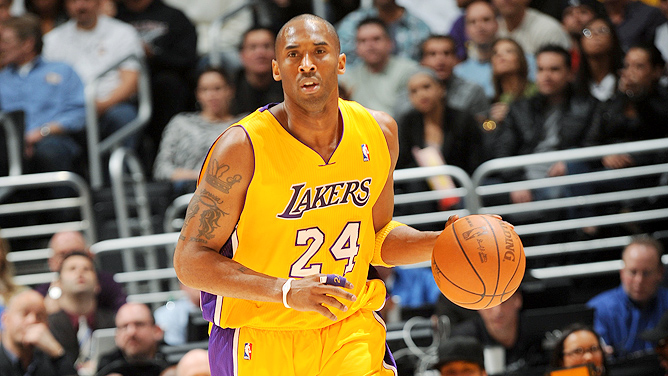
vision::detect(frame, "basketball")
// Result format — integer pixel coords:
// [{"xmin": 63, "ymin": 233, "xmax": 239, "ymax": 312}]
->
[{"xmin": 431, "ymin": 215, "xmax": 525, "ymax": 310}]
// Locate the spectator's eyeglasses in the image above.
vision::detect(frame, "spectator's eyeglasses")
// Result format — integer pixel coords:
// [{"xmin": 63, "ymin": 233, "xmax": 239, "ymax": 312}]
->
[
  {"xmin": 563, "ymin": 345, "xmax": 601, "ymax": 358},
  {"xmin": 583, "ymin": 27, "xmax": 611, "ymax": 39}
]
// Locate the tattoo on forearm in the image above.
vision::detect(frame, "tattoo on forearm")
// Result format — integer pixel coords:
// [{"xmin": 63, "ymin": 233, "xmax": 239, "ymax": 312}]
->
[
  {"xmin": 237, "ymin": 265, "xmax": 250, "ymax": 273},
  {"xmin": 204, "ymin": 160, "xmax": 242, "ymax": 194},
  {"xmin": 179, "ymin": 235, "xmax": 186, "ymax": 241}
]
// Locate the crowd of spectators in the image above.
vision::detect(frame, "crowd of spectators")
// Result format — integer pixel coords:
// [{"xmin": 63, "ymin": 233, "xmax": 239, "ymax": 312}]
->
[{"xmin": 0, "ymin": 0, "xmax": 667, "ymax": 375}]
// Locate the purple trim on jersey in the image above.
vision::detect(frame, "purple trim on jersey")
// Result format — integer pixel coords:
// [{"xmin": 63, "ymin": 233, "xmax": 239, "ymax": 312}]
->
[
  {"xmin": 209, "ymin": 325, "xmax": 236, "ymax": 376},
  {"xmin": 384, "ymin": 342, "xmax": 397, "ymax": 369},
  {"xmin": 201, "ymin": 236, "xmax": 235, "ymax": 323},
  {"xmin": 258, "ymin": 103, "xmax": 279, "ymax": 112}
]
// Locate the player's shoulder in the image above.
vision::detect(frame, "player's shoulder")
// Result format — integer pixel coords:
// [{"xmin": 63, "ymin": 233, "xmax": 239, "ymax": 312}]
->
[{"xmin": 364, "ymin": 107, "xmax": 398, "ymax": 143}]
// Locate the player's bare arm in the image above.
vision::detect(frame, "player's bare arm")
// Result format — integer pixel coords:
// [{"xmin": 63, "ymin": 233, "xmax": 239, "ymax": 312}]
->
[
  {"xmin": 368, "ymin": 109, "xmax": 458, "ymax": 266},
  {"xmin": 174, "ymin": 126, "xmax": 355, "ymax": 321}
]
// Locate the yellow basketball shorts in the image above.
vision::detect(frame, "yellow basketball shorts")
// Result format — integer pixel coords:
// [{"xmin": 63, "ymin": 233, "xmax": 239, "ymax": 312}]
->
[{"xmin": 207, "ymin": 309, "xmax": 397, "ymax": 376}]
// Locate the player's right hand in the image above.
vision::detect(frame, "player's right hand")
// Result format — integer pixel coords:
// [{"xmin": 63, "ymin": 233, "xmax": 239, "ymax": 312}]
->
[{"xmin": 286, "ymin": 274, "xmax": 357, "ymax": 321}]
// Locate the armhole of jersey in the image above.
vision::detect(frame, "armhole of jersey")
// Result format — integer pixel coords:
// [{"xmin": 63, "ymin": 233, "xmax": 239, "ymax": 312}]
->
[{"xmin": 197, "ymin": 124, "xmax": 256, "ymax": 189}]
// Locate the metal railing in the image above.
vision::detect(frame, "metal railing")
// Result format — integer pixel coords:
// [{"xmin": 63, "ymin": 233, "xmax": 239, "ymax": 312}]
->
[
  {"xmin": 0, "ymin": 111, "xmax": 22, "ymax": 177},
  {"xmin": 85, "ymin": 54, "xmax": 152, "ymax": 189},
  {"xmin": 0, "ymin": 172, "xmax": 96, "ymax": 278}
]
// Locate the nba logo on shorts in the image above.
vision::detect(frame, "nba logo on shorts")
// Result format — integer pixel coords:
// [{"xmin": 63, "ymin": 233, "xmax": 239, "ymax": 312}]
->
[
  {"xmin": 361, "ymin": 144, "xmax": 370, "ymax": 162},
  {"xmin": 244, "ymin": 343, "xmax": 252, "ymax": 360}
]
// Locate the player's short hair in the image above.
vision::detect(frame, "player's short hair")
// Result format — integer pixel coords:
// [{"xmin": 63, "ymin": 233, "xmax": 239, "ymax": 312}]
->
[
  {"xmin": 1, "ymin": 14, "xmax": 43, "ymax": 54},
  {"xmin": 276, "ymin": 14, "xmax": 340, "ymax": 55}
]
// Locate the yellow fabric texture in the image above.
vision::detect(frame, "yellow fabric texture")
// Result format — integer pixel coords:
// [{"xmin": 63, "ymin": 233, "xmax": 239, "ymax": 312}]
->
[{"xmin": 201, "ymin": 99, "xmax": 392, "ymax": 330}]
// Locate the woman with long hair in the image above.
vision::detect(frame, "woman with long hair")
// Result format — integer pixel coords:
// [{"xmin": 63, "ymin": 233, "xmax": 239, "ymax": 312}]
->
[
  {"xmin": 489, "ymin": 38, "xmax": 537, "ymax": 124},
  {"xmin": 575, "ymin": 17, "xmax": 624, "ymax": 101},
  {"xmin": 153, "ymin": 67, "xmax": 242, "ymax": 195}
]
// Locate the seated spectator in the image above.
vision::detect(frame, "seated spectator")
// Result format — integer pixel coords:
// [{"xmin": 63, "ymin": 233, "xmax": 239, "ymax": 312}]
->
[
  {"xmin": 43, "ymin": 0, "xmax": 144, "ymax": 146},
  {"xmin": 587, "ymin": 235, "xmax": 668, "ymax": 359},
  {"xmin": 175, "ymin": 348, "xmax": 209, "ymax": 376},
  {"xmin": 47, "ymin": 252, "xmax": 116, "ymax": 372},
  {"xmin": 549, "ymin": 323, "xmax": 609, "ymax": 376},
  {"xmin": 396, "ymin": 0, "xmax": 461, "ymax": 36},
  {"xmin": 0, "ymin": 234, "xmax": 21, "ymax": 317},
  {"xmin": 35, "ymin": 231, "xmax": 127, "ymax": 313},
  {"xmin": 583, "ymin": 44, "xmax": 668, "ymax": 168},
  {"xmin": 420, "ymin": 34, "xmax": 490, "ymax": 121},
  {"xmin": 339, "ymin": 17, "xmax": 420, "ymax": 117},
  {"xmin": 152, "ymin": 67, "xmax": 242, "ymax": 194},
  {"xmin": 0, "ymin": 15, "xmax": 86, "ymax": 181},
  {"xmin": 449, "ymin": 0, "xmax": 476, "ymax": 61},
  {"xmin": 656, "ymin": 0, "xmax": 668, "ymax": 61},
  {"xmin": 0, "ymin": 0, "xmax": 11, "ymax": 22},
  {"xmin": 0, "ymin": 290, "xmax": 76, "ymax": 376},
  {"xmin": 493, "ymin": 0, "xmax": 571, "ymax": 55},
  {"xmin": 163, "ymin": 0, "xmax": 252, "ymax": 66},
  {"xmin": 230, "ymin": 27, "xmax": 283, "ymax": 116},
  {"xmin": 603, "ymin": 0, "xmax": 665, "ymax": 51},
  {"xmin": 336, "ymin": 0, "xmax": 430, "ymax": 66},
  {"xmin": 154, "ymin": 282, "xmax": 200, "ymax": 346},
  {"xmin": 493, "ymin": 45, "xmax": 598, "ymax": 208},
  {"xmin": 451, "ymin": 291, "xmax": 543, "ymax": 372},
  {"xmin": 560, "ymin": 0, "xmax": 599, "ymax": 71},
  {"xmin": 96, "ymin": 302, "xmax": 169, "ymax": 376},
  {"xmin": 432, "ymin": 336, "xmax": 487, "ymax": 376},
  {"xmin": 116, "ymin": 0, "xmax": 198, "ymax": 159},
  {"xmin": 574, "ymin": 17, "xmax": 624, "ymax": 102},
  {"xmin": 488, "ymin": 38, "xmax": 537, "ymax": 126},
  {"xmin": 640, "ymin": 310, "xmax": 668, "ymax": 372},
  {"xmin": 24, "ymin": 0, "xmax": 68, "ymax": 35}
]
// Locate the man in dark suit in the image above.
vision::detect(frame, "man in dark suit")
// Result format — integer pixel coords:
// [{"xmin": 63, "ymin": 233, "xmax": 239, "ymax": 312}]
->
[
  {"xmin": 0, "ymin": 290, "xmax": 76, "ymax": 376},
  {"xmin": 47, "ymin": 252, "xmax": 116, "ymax": 373}
]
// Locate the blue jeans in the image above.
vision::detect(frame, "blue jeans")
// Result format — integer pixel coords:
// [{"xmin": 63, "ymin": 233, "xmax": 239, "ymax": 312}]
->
[{"xmin": 99, "ymin": 101, "xmax": 139, "ymax": 149}]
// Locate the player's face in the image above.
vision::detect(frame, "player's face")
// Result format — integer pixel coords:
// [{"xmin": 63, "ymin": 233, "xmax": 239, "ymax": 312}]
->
[
  {"xmin": 408, "ymin": 72, "xmax": 444, "ymax": 114},
  {"xmin": 58, "ymin": 255, "xmax": 98, "ymax": 295},
  {"xmin": 196, "ymin": 71, "xmax": 232, "ymax": 117},
  {"xmin": 66, "ymin": 0, "xmax": 99, "ymax": 28},
  {"xmin": 465, "ymin": 2, "xmax": 498, "ymax": 46},
  {"xmin": 115, "ymin": 304, "xmax": 161, "ymax": 359},
  {"xmin": 620, "ymin": 244, "xmax": 663, "ymax": 303},
  {"xmin": 272, "ymin": 18, "xmax": 345, "ymax": 108},
  {"xmin": 1, "ymin": 292, "xmax": 48, "ymax": 345},
  {"xmin": 561, "ymin": 330, "xmax": 604, "ymax": 372},
  {"xmin": 536, "ymin": 52, "xmax": 571, "ymax": 97},
  {"xmin": 440, "ymin": 360, "xmax": 487, "ymax": 376},
  {"xmin": 420, "ymin": 39, "xmax": 458, "ymax": 81},
  {"xmin": 491, "ymin": 40, "xmax": 521, "ymax": 76},
  {"xmin": 355, "ymin": 23, "xmax": 393, "ymax": 68},
  {"xmin": 580, "ymin": 19, "xmax": 612, "ymax": 57},
  {"xmin": 240, "ymin": 29, "xmax": 275, "ymax": 76}
]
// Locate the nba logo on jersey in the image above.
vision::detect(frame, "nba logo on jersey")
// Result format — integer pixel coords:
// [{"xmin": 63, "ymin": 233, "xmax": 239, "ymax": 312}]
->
[
  {"xmin": 361, "ymin": 144, "xmax": 370, "ymax": 162},
  {"xmin": 244, "ymin": 343, "xmax": 252, "ymax": 360}
]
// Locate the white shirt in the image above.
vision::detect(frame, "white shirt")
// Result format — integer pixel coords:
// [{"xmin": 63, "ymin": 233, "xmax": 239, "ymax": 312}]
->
[
  {"xmin": 396, "ymin": 0, "xmax": 461, "ymax": 35},
  {"xmin": 497, "ymin": 8, "xmax": 571, "ymax": 55},
  {"xmin": 43, "ymin": 16, "xmax": 144, "ymax": 100},
  {"xmin": 655, "ymin": 23, "xmax": 668, "ymax": 63},
  {"xmin": 589, "ymin": 73, "xmax": 617, "ymax": 102}
]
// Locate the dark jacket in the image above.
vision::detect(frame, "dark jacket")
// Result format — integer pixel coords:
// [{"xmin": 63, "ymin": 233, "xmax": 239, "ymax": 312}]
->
[
  {"xmin": 493, "ymin": 89, "xmax": 600, "ymax": 182},
  {"xmin": 96, "ymin": 348, "xmax": 169, "ymax": 376},
  {"xmin": 48, "ymin": 308, "xmax": 117, "ymax": 368},
  {"xmin": 0, "ymin": 341, "xmax": 77, "ymax": 376}
]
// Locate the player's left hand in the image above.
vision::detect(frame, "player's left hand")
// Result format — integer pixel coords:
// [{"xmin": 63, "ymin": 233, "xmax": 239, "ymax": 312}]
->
[{"xmin": 444, "ymin": 215, "xmax": 459, "ymax": 229}]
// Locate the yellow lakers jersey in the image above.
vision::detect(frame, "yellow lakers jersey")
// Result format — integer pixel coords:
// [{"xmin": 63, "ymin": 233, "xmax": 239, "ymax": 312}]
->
[{"xmin": 199, "ymin": 99, "xmax": 391, "ymax": 330}]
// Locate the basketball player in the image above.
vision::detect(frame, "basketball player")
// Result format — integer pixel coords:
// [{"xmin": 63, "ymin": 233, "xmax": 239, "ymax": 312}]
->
[{"xmin": 174, "ymin": 14, "xmax": 455, "ymax": 376}]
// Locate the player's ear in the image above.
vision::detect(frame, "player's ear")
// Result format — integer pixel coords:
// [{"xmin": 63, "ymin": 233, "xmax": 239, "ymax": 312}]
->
[
  {"xmin": 272, "ymin": 59, "xmax": 281, "ymax": 81},
  {"xmin": 337, "ymin": 53, "xmax": 346, "ymax": 75}
]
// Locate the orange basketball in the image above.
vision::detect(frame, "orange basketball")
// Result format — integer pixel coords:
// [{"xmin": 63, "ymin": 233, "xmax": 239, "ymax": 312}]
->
[{"xmin": 431, "ymin": 215, "xmax": 525, "ymax": 310}]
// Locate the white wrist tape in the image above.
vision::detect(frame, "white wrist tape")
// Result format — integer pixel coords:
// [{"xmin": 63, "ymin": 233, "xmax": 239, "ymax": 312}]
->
[{"xmin": 282, "ymin": 278, "xmax": 295, "ymax": 309}]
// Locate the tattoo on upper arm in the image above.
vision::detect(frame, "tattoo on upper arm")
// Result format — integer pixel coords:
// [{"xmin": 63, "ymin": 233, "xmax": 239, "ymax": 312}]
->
[
  {"xmin": 196, "ymin": 189, "xmax": 229, "ymax": 240},
  {"xmin": 205, "ymin": 160, "xmax": 242, "ymax": 194}
]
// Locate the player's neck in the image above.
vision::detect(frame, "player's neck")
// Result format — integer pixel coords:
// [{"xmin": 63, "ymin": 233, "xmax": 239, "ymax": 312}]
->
[{"xmin": 273, "ymin": 98, "xmax": 342, "ymax": 162}]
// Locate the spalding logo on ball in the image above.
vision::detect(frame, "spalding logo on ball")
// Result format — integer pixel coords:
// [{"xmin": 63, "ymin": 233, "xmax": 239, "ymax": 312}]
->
[{"xmin": 431, "ymin": 214, "xmax": 525, "ymax": 310}]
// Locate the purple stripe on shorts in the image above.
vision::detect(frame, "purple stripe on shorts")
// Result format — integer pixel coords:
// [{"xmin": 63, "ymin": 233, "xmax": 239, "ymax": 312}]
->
[{"xmin": 209, "ymin": 325, "xmax": 236, "ymax": 376}]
